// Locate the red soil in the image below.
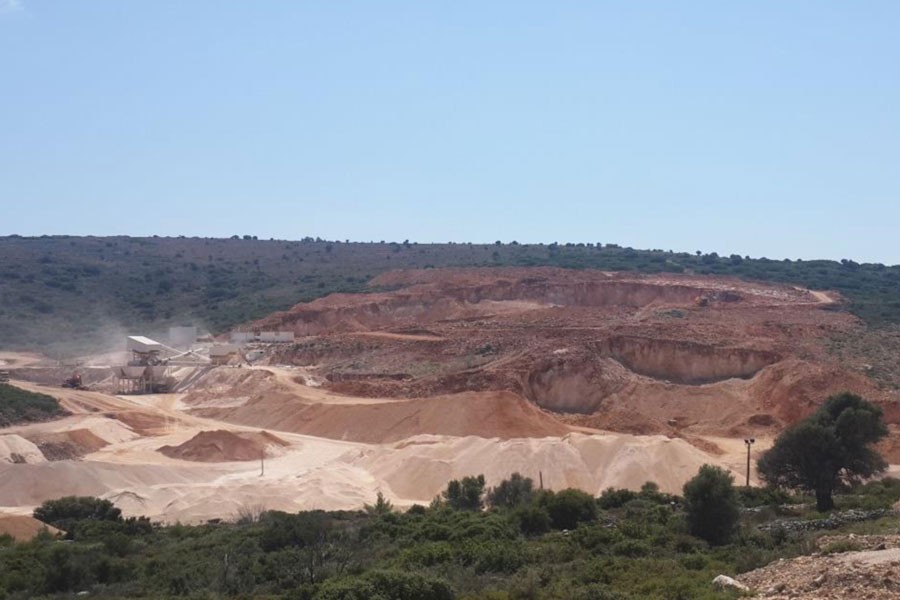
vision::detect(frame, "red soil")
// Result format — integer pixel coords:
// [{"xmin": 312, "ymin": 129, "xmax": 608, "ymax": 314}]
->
[
  {"xmin": 0, "ymin": 514, "xmax": 61, "ymax": 541},
  {"xmin": 159, "ymin": 430, "xmax": 288, "ymax": 463},
  {"xmin": 235, "ymin": 267, "xmax": 897, "ymax": 445},
  {"xmin": 194, "ymin": 390, "xmax": 569, "ymax": 443}
]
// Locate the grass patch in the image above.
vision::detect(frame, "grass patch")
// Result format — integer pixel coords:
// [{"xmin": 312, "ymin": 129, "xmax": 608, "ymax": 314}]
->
[{"xmin": 0, "ymin": 383, "xmax": 68, "ymax": 426}]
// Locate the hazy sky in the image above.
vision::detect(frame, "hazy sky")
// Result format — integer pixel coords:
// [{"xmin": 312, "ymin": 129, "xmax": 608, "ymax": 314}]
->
[{"xmin": 2, "ymin": 2, "xmax": 898, "ymax": 264}]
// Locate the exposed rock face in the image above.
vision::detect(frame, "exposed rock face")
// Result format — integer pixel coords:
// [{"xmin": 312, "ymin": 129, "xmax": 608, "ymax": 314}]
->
[
  {"xmin": 596, "ymin": 336, "xmax": 779, "ymax": 384},
  {"xmin": 524, "ymin": 356, "xmax": 629, "ymax": 414},
  {"xmin": 252, "ymin": 268, "xmax": 811, "ymax": 336},
  {"xmin": 242, "ymin": 267, "xmax": 897, "ymax": 443}
]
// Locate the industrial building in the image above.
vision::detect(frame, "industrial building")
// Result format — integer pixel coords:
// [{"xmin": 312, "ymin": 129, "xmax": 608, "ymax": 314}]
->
[
  {"xmin": 113, "ymin": 336, "xmax": 209, "ymax": 394},
  {"xmin": 230, "ymin": 331, "xmax": 294, "ymax": 343}
]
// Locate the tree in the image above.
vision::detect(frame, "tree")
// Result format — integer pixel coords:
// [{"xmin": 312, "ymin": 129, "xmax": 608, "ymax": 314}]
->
[
  {"xmin": 486, "ymin": 472, "xmax": 534, "ymax": 509},
  {"xmin": 540, "ymin": 489, "xmax": 597, "ymax": 530},
  {"xmin": 33, "ymin": 496, "xmax": 122, "ymax": 533},
  {"xmin": 442, "ymin": 475, "xmax": 485, "ymax": 511},
  {"xmin": 758, "ymin": 392, "xmax": 887, "ymax": 511},
  {"xmin": 682, "ymin": 465, "xmax": 740, "ymax": 546},
  {"xmin": 364, "ymin": 491, "xmax": 394, "ymax": 515}
]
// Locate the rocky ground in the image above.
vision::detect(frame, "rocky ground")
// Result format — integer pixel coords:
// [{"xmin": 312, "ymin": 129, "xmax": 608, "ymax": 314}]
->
[
  {"xmin": 250, "ymin": 267, "xmax": 898, "ymax": 442},
  {"xmin": 740, "ymin": 535, "xmax": 900, "ymax": 599}
]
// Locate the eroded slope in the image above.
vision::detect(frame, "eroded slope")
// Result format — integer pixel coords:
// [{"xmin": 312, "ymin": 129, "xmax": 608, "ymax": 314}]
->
[{"xmin": 245, "ymin": 267, "xmax": 896, "ymax": 440}]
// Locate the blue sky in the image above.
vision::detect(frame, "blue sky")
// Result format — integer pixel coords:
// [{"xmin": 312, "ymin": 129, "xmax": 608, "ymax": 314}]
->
[{"xmin": 1, "ymin": 1, "xmax": 898, "ymax": 264}]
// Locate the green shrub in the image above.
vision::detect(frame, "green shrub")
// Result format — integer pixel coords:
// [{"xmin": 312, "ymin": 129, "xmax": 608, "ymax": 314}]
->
[
  {"xmin": 33, "ymin": 496, "xmax": 122, "ymax": 534},
  {"xmin": 682, "ymin": 465, "xmax": 740, "ymax": 546},
  {"xmin": 314, "ymin": 569, "xmax": 453, "ymax": 600},
  {"xmin": 401, "ymin": 542, "xmax": 455, "ymax": 567},
  {"xmin": 678, "ymin": 553, "xmax": 708, "ymax": 570},
  {"xmin": 736, "ymin": 486, "xmax": 794, "ymax": 508},
  {"xmin": 571, "ymin": 524, "xmax": 622, "ymax": 552},
  {"xmin": 541, "ymin": 489, "xmax": 598, "ymax": 530},
  {"xmin": 0, "ymin": 384, "xmax": 68, "ymax": 427},
  {"xmin": 259, "ymin": 510, "xmax": 331, "ymax": 552},
  {"xmin": 598, "ymin": 487, "xmax": 637, "ymax": 509},
  {"xmin": 612, "ymin": 539, "xmax": 651, "ymax": 558},
  {"xmin": 510, "ymin": 504, "xmax": 551, "ymax": 536},
  {"xmin": 821, "ymin": 539, "xmax": 862, "ymax": 554},
  {"xmin": 443, "ymin": 475, "xmax": 486, "ymax": 511},
  {"xmin": 487, "ymin": 473, "xmax": 534, "ymax": 509}
]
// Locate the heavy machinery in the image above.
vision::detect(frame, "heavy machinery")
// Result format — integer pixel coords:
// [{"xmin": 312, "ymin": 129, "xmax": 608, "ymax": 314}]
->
[{"xmin": 62, "ymin": 373, "xmax": 87, "ymax": 390}]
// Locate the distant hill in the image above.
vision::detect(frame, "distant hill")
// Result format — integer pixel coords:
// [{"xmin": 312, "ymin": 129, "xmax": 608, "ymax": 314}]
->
[{"xmin": 0, "ymin": 235, "xmax": 898, "ymax": 355}]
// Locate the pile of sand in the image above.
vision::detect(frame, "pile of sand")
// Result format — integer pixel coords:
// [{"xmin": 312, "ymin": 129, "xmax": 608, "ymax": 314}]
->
[
  {"xmin": 353, "ymin": 432, "xmax": 728, "ymax": 500},
  {"xmin": 0, "ymin": 513, "xmax": 61, "ymax": 540},
  {"xmin": 0, "ymin": 461, "xmax": 222, "ymax": 506},
  {"xmin": 194, "ymin": 391, "xmax": 570, "ymax": 443},
  {"xmin": 158, "ymin": 430, "xmax": 289, "ymax": 462},
  {"xmin": 0, "ymin": 434, "xmax": 46, "ymax": 464},
  {"xmin": 27, "ymin": 429, "xmax": 109, "ymax": 461},
  {"xmin": 101, "ymin": 469, "xmax": 377, "ymax": 523}
]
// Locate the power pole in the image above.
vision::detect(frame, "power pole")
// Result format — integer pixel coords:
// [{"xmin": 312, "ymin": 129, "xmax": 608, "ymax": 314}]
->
[{"xmin": 744, "ymin": 438, "xmax": 755, "ymax": 487}]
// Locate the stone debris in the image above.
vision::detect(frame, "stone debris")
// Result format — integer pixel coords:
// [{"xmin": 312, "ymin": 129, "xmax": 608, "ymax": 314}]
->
[
  {"xmin": 738, "ymin": 544, "xmax": 900, "ymax": 599},
  {"xmin": 712, "ymin": 574, "xmax": 749, "ymax": 592},
  {"xmin": 758, "ymin": 509, "xmax": 893, "ymax": 533}
]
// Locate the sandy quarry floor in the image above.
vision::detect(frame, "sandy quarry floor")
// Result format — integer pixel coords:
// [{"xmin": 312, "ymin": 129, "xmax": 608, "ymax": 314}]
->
[
  {"xmin": 0, "ymin": 374, "xmax": 770, "ymax": 524},
  {"xmin": 1, "ymin": 268, "xmax": 890, "ymax": 525}
]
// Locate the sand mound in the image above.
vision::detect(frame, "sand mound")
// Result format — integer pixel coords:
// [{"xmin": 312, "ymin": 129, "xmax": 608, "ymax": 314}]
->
[
  {"xmin": 0, "ymin": 461, "xmax": 222, "ymax": 507},
  {"xmin": 354, "ymin": 432, "xmax": 732, "ymax": 500},
  {"xmin": 27, "ymin": 429, "xmax": 109, "ymax": 460},
  {"xmin": 101, "ymin": 466, "xmax": 378, "ymax": 523},
  {"xmin": 0, "ymin": 513, "xmax": 61, "ymax": 540},
  {"xmin": 0, "ymin": 434, "xmax": 46, "ymax": 464},
  {"xmin": 194, "ymin": 391, "xmax": 570, "ymax": 442},
  {"xmin": 159, "ymin": 430, "xmax": 288, "ymax": 462}
]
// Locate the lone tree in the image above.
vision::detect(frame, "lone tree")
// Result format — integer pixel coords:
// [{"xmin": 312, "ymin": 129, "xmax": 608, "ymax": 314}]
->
[
  {"xmin": 758, "ymin": 392, "xmax": 887, "ymax": 511},
  {"xmin": 486, "ymin": 472, "xmax": 534, "ymax": 509},
  {"xmin": 33, "ymin": 496, "xmax": 122, "ymax": 533},
  {"xmin": 442, "ymin": 475, "xmax": 486, "ymax": 511},
  {"xmin": 683, "ymin": 465, "xmax": 740, "ymax": 546}
]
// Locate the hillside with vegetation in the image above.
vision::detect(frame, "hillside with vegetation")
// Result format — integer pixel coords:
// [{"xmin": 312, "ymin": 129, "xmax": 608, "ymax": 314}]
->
[
  {"xmin": 1, "ymin": 235, "xmax": 899, "ymax": 356},
  {"xmin": 0, "ymin": 384, "xmax": 68, "ymax": 427}
]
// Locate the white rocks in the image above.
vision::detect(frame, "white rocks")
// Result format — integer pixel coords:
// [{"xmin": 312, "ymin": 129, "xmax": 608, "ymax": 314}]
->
[{"xmin": 712, "ymin": 574, "xmax": 750, "ymax": 592}]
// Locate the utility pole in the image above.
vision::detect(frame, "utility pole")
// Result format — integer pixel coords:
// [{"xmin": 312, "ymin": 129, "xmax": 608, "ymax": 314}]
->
[
  {"xmin": 260, "ymin": 449, "xmax": 264, "ymax": 477},
  {"xmin": 744, "ymin": 438, "xmax": 755, "ymax": 487}
]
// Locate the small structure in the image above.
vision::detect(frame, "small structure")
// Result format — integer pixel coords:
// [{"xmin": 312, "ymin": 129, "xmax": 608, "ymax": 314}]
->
[
  {"xmin": 168, "ymin": 326, "xmax": 198, "ymax": 349},
  {"xmin": 230, "ymin": 331, "xmax": 295, "ymax": 343},
  {"xmin": 210, "ymin": 344, "xmax": 243, "ymax": 366},
  {"xmin": 116, "ymin": 336, "xmax": 177, "ymax": 393},
  {"xmin": 126, "ymin": 336, "xmax": 168, "ymax": 363},
  {"xmin": 245, "ymin": 349, "xmax": 265, "ymax": 363},
  {"xmin": 113, "ymin": 364, "xmax": 173, "ymax": 394}
]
